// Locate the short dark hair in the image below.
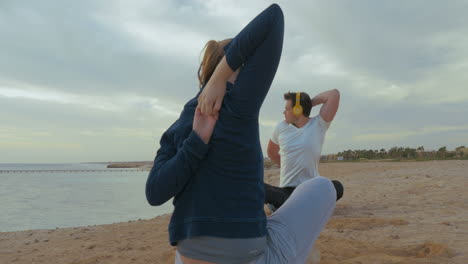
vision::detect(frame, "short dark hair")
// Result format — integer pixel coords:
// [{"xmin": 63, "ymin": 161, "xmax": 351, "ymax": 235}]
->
[{"xmin": 283, "ymin": 92, "xmax": 312, "ymax": 117}]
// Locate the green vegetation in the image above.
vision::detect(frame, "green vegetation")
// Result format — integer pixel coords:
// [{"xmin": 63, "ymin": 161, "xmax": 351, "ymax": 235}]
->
[{"xmin": 324, "ymin": 145, "xmax": 468, "ymax": 162}]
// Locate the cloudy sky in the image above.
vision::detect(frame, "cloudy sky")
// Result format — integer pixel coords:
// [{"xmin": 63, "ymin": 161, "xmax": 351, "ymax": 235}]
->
[{"xmin": 1, "ymin": 0, "xmax": 467, "ymax": 163}]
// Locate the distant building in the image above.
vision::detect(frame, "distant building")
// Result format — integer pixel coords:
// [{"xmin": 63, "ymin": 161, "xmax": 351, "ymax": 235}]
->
[
  {"xmin": 455, "ymin": 147, "xmax": 468, "ymax": 157},
  {"xmin": 320, "ymin": 154, "xmax": 338, "ymax": 161},
  {"xmin": 337, "ymin": 156, "xmax": 344, "ymax": 161},
  {"xmin": 455, "ymin": 147, "xmax": 468, "ymax": 152}
]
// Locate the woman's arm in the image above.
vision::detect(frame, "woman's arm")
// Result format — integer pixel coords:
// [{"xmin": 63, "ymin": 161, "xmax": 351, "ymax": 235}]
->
[
  {"xmin": 145, "ymin": 130, "xmax": 208, "ymax": 206},
  {"xmin": 145, "ymin": 110, "xmax": 217, "ymax": 206},
  {"xmin": 311, "ymin": 89, "xmax": 340, "ymax": 123},
  {"xmin": 198, "ymin": 4, "xmax": 284, "ymax": 117}
]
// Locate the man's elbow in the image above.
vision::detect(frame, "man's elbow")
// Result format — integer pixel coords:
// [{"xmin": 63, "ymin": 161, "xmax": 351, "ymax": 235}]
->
[{"xmin": 332, "ymin": 89, "xmax": 340, "ymax": 99}]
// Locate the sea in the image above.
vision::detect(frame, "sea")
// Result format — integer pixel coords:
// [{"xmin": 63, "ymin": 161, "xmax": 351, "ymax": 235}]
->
[{"xmin": 0, "ymin": 163, "xmax": 173, "ymax": 232}]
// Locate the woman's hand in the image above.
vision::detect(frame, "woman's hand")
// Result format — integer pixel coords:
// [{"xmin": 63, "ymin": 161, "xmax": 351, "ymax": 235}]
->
[
  {"xmin": 198, "ymin": 56, "xmax": 233, "ymax": 116},
  {"xmin": 193, "ymin": 106, "xmax": 218, "ymax": 144},
  {"xmin": 198, "ymin": 78, "xmax": 226, "ymax": 116}
]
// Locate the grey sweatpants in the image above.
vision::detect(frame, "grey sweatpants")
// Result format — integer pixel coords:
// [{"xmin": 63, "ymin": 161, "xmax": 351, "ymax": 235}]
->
[{"xmin": 175, "ymin": 176, "xmax": 337, "ymax": 264}]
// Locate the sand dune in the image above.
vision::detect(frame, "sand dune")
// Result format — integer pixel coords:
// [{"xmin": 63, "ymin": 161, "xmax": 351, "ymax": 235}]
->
[{"xmin": 1, "ymin": 160, "xmax": 467, "ymax": 263}]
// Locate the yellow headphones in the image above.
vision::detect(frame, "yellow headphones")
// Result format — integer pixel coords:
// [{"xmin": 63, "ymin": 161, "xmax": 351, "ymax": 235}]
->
[{"xmin": 292, "ymin": 92, "xmax": 303, "ymax": 117}]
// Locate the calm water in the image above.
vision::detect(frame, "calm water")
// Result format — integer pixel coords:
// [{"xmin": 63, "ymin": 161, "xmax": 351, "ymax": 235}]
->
[{"xmin": 0, "ymin": 163, "xmax": 173, "ymax": 232}]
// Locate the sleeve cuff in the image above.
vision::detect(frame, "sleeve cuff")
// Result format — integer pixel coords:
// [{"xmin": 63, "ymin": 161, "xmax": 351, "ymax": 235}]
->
[
  {"xmin": 184, "ymin": 131, "xmax": 210, "ymax": 159},
  {"xmin": 270, "ymin": 137, "xmax": 279, "ymax": 145}
]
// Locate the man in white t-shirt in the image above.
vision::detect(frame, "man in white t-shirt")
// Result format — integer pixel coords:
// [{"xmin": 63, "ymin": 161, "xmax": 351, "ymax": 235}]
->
[{"xmin": 265, "ymin": 90, "xmax": 343, "ymax": 211}]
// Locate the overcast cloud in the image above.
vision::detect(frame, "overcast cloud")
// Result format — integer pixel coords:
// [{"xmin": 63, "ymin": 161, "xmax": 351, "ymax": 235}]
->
[{"xmin": 1, "ymin": 0, "xmax": 467, "ymax": 163}]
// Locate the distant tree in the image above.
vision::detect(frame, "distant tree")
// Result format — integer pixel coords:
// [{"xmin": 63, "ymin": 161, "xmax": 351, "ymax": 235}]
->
[
  {"xmin": 379, "ymin": 149, "xmax": 387, "ymax": 158},
  {"xmin": 364, "ymin": 149, "xmax": 374, "ymax": 159},
  {"xmin": 407, "ymin": 147, "xmax": 416, "ymax": 159},
  {"xmin": 397, "ymin": 147, "xmax": 404, "ymax": 158},
  {"xmin": 403, "ymin": 147, "xmax": 410, "ymax": 158},
  {"xmin": 388, "ymin": 147, "xmax": 400, "ymax": 159},
  {"xmin": 437, "ymin": 146, "xmax": 447, "ymax": 159},
  {"xmin": 336, "ymin": 145, "xmax": 466, "ymax": 161}
]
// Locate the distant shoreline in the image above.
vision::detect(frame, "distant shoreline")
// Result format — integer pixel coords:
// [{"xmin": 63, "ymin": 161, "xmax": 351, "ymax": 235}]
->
[
  {"xmin": 106, "ymin": 161, "xmax": 153, "ymax": 169},
  {"xmin": 107, "ymin": 158, "xmax": 468, "ymax": 170}
]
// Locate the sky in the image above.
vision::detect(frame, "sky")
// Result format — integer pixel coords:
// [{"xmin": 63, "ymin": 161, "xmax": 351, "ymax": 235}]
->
[{"xmin": 1, "ymin": 0, "xmax": 467, "ymax": 163}]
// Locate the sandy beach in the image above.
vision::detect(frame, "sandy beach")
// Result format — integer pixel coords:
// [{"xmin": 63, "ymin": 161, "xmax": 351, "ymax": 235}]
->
[{"xmin": 1, "ymin": 160, "xmax": 467, "ymax": 264}]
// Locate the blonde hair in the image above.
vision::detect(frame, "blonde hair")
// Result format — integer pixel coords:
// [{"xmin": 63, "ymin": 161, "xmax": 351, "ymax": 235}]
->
[{"xmin": 198, "ymin": 38, "xmax": 232, "ymax": 87}]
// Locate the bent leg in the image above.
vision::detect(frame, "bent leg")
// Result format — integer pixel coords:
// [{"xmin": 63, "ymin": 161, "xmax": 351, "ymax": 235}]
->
[{"xmin": 256, "ymin": 177, "xmax": 336, "ymax": 263}]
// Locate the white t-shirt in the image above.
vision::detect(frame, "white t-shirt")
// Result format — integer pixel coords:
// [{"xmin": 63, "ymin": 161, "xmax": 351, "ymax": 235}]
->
[{"xmin": 271, "ymin": 115, "xmax": 330, "ymax": 188}]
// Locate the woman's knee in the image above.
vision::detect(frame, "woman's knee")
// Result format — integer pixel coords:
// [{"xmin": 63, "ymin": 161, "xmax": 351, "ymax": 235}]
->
[{"xmin": 306, "ymin": 177, "xmax": 336, "ymax": 205}]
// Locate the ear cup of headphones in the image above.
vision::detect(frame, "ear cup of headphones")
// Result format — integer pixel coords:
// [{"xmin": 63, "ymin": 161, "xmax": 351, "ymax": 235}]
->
[
  {"xmin": 293, "ymin": 92, "xmax": 303, "ymax": 116},
  {"xmin": 293, "ymin": 105, "xmax": 303, "ymax": 116}
]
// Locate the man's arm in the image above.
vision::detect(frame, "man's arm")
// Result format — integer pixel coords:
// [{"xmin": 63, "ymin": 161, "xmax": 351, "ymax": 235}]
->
[
  {"xmin": 267, "ymin": 139, "xmax": 281, "ymax": 166},
  {"xmin": 311, "ymin": 89, "xmax": 340, "ymax": 122}
]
